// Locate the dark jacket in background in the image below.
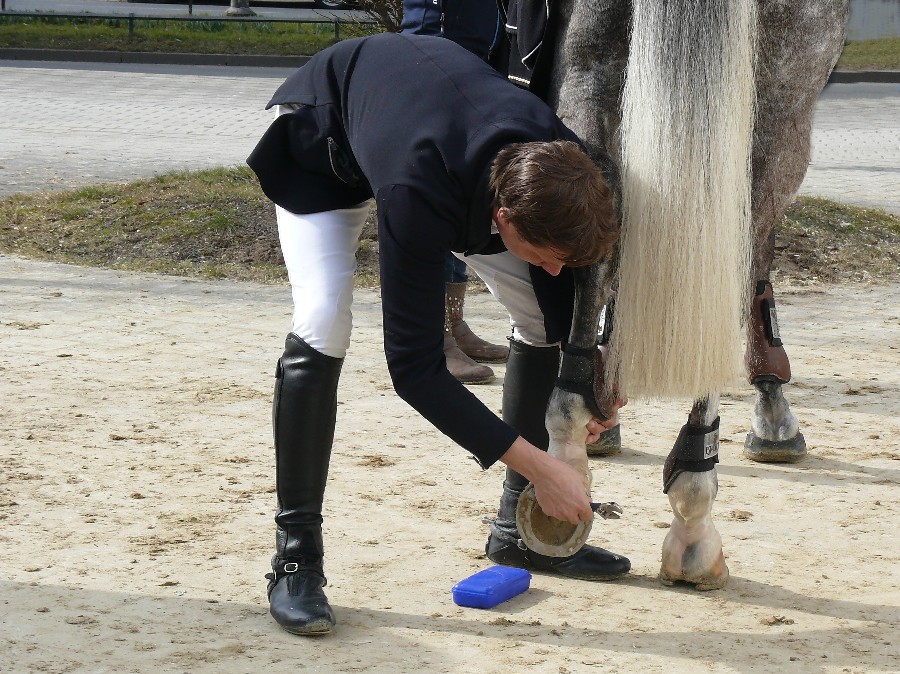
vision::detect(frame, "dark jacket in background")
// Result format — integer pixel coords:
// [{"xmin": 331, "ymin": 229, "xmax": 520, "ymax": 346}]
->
[{"xmin": 400, "ymin": 0, "xmax": 503, "ymax": 62}]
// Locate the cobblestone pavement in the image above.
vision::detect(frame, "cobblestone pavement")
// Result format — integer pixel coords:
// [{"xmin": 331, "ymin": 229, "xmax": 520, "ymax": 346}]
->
[
  {"xmin": 0, "ymin": 61, "xmax": 897, "ymax": 214},
  {"xmin": 806, "ymin": 82, "xmax": 899, "ymax": 214},
  {"xmin": 0, "ymin": 62, "xmax": 290, "ymax": 195}
]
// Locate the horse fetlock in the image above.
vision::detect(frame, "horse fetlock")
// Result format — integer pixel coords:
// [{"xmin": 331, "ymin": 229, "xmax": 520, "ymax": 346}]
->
[
  {"xmin": 663, "ymin": 417, "xmax": 720, "ymax": 494},
  {"xmin": 666, "ymin": 470, "xmax": 718, "ymax": 523},
  {"xmin": 546, "ymin": 388, "xmax": 594, "ymax": 475},
  {"xmin": 751, "ymin": 381, "xmax": 800, "ymax": 442},
  {"xmin": 548, "ymin": 440, "xmax": 592, "ymax": 483}
]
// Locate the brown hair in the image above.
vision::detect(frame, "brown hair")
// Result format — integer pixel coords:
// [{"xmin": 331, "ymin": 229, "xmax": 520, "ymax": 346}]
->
[{"xmin": 490, "ymin": 140, "xmax": 618, "ymax": 266}]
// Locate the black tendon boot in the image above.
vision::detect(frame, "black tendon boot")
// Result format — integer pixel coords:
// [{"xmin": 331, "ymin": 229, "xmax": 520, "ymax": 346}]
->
[
  {"xmin": 485, "ymin": 340, "xmax": 631, "ymax": 581},
  {"xmin": 266, "ymin": 334, "xmax": 343, "ymax": 635}
]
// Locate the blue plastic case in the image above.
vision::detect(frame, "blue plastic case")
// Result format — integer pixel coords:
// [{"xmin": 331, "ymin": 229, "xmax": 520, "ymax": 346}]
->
[{"xmin": 451, "ymin": 566, "xmax": 532, "ymax": 608}]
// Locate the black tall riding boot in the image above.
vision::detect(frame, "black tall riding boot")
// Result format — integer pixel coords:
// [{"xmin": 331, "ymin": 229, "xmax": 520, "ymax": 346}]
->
[
  {"xmin": 266, "ymin": 333, "xmax": 343, "ymax": 635},
  {"xmin": 485, "ymin": 340, "xmax": 631, "ymax": 581}
]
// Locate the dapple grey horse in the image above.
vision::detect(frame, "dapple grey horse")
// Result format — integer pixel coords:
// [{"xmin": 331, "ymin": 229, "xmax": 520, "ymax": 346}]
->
[{"xmin": 515, "ymin": 0, "xmax": 849, "ymax": 589}]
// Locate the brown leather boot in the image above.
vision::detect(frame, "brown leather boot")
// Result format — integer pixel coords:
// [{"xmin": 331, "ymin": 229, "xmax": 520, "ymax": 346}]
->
[
  {"xmin": 446, "ymin": 282, "xmax": 509, "ymax": 363},
  {"xmin": 444, "ymin": 334, "xmax": 494, "ymax": 384}
]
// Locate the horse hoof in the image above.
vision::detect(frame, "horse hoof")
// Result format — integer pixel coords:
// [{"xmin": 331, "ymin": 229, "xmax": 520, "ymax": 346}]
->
[
  {"xmin": 516, "ymin": 484, "xmax": 592, "ymax": 558},
  {"xmin": 743, "ymin": 431, "xmax": 806, "ymax": 463},
  {"xmin": 587, "ymin": 424, "xmax": 621, "ymax": 457},
  {"xmin": 658, "ymin": 563, "xmax": 729, "ymax": 591}
]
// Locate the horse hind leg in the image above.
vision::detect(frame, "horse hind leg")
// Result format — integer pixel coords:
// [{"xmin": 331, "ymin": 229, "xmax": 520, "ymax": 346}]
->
[
  {"xmin": 659, "ymin": 396, "xmax": 729, "ymax": 590},
  {"xmin": 742, "ymin": 1, "xmax": 849, "ymax": 461}
]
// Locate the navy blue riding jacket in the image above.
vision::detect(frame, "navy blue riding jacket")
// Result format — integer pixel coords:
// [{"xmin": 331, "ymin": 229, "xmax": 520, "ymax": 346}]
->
[{"xmin": 247, "ymin": 32, "xmax": 578, "ymax": 468}]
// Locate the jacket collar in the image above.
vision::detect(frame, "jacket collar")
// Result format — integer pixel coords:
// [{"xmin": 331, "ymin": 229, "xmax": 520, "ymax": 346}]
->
[{"xmin": 462, "ymin": 163, "xmax": 506, "ymax": 256}]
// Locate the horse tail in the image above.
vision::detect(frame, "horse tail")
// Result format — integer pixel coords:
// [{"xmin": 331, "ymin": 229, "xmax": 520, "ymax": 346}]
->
[{"xmin": 609, "ymin": 0, "xmax": 758, "ymax": 400}]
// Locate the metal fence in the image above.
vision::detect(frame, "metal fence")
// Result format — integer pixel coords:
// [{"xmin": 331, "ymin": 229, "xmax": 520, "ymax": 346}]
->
[{"xmin": 0, "ymin": 1, "xmax": 377, "ymax": 41}]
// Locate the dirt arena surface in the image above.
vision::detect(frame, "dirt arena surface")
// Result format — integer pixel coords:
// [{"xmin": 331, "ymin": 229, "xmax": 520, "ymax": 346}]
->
[{"xmin": 1, "ymin": 253, "xmax": 897, "ymax": 673}]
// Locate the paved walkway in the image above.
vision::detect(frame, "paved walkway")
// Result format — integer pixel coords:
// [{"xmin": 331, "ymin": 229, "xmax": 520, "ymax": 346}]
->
[
  {"xmin": 807, "ymin": 83, "xmax": 899, "ymax": 213},
  {"xmin": 0, "ymin": 61, "xmax": 288, "ymax": 195},
  {"xmin": 0, "ymin": 60, "xmax": 898, "ymax": 214}
]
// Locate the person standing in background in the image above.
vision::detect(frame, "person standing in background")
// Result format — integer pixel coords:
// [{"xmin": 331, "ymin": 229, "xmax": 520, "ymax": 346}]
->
[{"xmin": 401, "ymin": 0, "xmax": 511, "ymax": 384}]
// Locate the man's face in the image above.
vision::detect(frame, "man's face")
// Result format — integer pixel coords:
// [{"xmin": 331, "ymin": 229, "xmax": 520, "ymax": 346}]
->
[{"xmin": 494, "ymin": 207, "xmax": 565, "ymax": 276}]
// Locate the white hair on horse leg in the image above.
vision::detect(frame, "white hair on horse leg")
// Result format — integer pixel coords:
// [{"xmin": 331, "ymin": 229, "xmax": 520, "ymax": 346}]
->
[{"xmin": 610, "ymin": 0, "xmax": 757, "ymax": 400}]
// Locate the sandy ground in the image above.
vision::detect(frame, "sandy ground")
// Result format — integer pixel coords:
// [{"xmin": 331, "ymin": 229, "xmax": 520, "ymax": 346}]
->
[{"xmin": 0, "ymin": 253, "xmax": 898, "ymax": 674}]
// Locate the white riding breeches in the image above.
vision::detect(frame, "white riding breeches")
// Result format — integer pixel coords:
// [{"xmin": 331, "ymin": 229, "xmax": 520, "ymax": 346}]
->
[
  {"xmin": 450, "ymin": 250, "xmax": 554, "ymax": 347},
  {"xmin": 277, "ymin": 203, "xmax": 371, "ymax": 358}
]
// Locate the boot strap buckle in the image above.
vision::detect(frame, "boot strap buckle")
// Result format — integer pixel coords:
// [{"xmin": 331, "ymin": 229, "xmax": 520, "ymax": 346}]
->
[
  {"xmin": 483, "ymin": 517, "xmax": 528, "ymax": 550},
  {"xmin": 283, "ymin": 562, "xmax": 299, "ymax": 573}
]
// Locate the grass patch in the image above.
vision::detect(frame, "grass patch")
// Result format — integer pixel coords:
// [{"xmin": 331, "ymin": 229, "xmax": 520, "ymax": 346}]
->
[
  {"xmin": 0, "ymin": 167, "xmax": 291, "ymax": 284},
  {"xmin": 0, "ymin": 168, "xmax": 896, "ymax": 287},
  {"xmin": 1, "ymin": 14, "xmax": 897, "ymax": 71},
  {"xmin": 0, "ymin": 14, "xmax": 380, "ymax": 55},
  {"xmin": 836, "ymin": 37, "xmax": 900, "ymax": 71},
  {"xmin": 774, "ymin": 196, "xmax": 900, "ymax": 284}
]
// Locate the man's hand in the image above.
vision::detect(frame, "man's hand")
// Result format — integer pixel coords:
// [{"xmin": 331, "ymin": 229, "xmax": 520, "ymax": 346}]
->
[
  {"xmin": 500, "ymin": 437, "xmax": 594, "ymax": 525},
  {"xmin": 585, "ymin": 398, "xmax": 627, "ymax": 444},
  {"xmin": 530, "ymin": 456, "xmax": 594, "ymax": 524}
]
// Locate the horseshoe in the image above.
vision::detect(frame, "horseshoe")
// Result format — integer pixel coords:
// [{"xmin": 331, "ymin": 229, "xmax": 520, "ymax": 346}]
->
[{"xmin": 516, "ymin": 486, "xmax": 624, "ymax": 558}]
